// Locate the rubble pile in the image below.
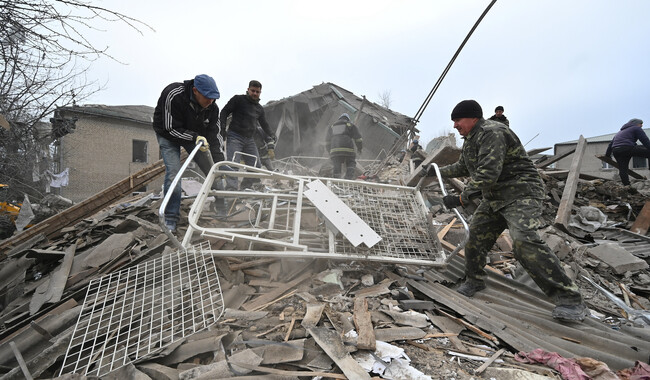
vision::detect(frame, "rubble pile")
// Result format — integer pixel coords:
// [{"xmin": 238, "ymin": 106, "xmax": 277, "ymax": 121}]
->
[{"xmin": 0, "ymin": 164, "xmax": 649, "ymax": 379}]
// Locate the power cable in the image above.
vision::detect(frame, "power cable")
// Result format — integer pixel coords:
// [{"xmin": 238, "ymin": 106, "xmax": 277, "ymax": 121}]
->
[{"xmin": 413, "ymin": 0, "xmax": 498, "ymax": 123}]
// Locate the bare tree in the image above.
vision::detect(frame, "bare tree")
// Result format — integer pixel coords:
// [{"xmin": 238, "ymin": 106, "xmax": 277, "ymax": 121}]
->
[
  {"xmin": 0, "ymin": 0, "xmax": 151, "ymax": 202},
  {"xmin": 377, "ymin": 89, "xmax": 392, "ymax": 109}
]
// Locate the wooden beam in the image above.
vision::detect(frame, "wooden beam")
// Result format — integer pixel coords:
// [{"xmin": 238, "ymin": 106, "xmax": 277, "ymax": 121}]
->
[
  {"xmin": 526, "ymin": 147, "xmax": 552, "ymax": 156},
  {"xmin": 535, "ymin": 148, "xmax": 575, "ymax": 169},
  {"xmin": 353, "ymin": 297, "xmax": 376, "ymax": 350},
  {"xmin": 554, "ymin": 136, "xmax": 586, "ymax": 229},
  {"xmin": 0, "ymin": 156, "xmax": 175, "ymax": 258},
  {"xmin": 631, "ymin": 201, "xmax": 650, "ymax": 235},
  {"xmin": 595, "ymin": 155, "xmax": 646, "ymax": 180}
]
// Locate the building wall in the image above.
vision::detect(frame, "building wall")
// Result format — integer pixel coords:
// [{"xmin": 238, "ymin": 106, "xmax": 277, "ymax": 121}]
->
[
  {"xmin": 554, "ymin": 141, "xmax": 650, "ymax": 181},
  {"xmin": 59, "ymin": 114, "xmax": 161, "ymax": 202}
]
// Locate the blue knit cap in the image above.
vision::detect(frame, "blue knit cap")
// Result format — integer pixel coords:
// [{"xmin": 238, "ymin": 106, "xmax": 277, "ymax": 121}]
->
[
  {"xmin": 340, "ymin": 113, "xmax": 350, "ymax": 121},
  {"xmin": 194, "ymin": 74, "xmax": 220, "ymax": 99}
]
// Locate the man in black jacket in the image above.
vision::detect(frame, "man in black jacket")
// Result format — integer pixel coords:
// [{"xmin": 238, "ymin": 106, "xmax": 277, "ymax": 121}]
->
[
  {"xmin": 220, "ymin": 80, "xmax": 276, "ymax": 190},
  {"xmin": 488, "ymin": 105, "xmax": 510, "ymax": 127},
  {"xmin": 152, "ymin": 74, "xmax": 224, "ymax": 232}
]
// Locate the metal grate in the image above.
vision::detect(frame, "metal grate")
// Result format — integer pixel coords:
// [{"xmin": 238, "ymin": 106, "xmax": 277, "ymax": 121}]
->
[
  {"xmin": 59, "ymin": 242, "xmax": 224, "ymax": 377},
  {"xmin": 184, "ymin": 163, "xmax": 447, "ymax": 266},
  {"xmin": 328, "ymin": 181, "xmax": 442, "ymax": 260}
]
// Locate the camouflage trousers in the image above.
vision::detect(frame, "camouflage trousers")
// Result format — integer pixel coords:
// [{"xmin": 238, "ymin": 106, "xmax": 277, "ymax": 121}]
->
[{"xmin": 464, "ymin": 198, "xmax": 582, "ymax": 305}]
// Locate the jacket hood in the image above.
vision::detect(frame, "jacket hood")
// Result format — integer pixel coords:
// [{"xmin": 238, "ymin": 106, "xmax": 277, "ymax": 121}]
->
[{"xmin": 621, "ymin": 118, "xmax": 643, "ymax": 130}]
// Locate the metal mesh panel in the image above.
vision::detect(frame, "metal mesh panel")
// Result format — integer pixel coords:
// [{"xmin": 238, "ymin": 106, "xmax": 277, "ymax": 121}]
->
[
  {"xmin": 59, "ymin": 242, "xmax": 224, "ymax": 377},
  {"xmin": 186, "ymin": 163, "xmax": 446, "ymax": 265},
  {"xmin": 328, "ymin": 181, "xmax": 442, "ymax": 260}
]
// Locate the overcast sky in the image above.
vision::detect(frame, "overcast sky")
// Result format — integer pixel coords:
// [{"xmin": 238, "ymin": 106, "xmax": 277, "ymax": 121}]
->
[{"xmin": 84, "ymin": 0, "xmax": 650, "ymax": 152}]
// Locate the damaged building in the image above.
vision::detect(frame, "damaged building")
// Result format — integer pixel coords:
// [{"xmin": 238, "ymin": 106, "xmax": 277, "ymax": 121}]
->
[{"xmin": 0, "ymin": 84, "xmax": 650, "ymax": 379}]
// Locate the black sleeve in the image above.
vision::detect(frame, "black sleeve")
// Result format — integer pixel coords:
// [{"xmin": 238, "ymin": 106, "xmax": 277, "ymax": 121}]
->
[
  {"xmin": 258, "ymin": 107, "xmax": 275, "ymax": 140},
  {"xmin": 219, "ymin": 96, "xmax": 236, "ymax": 138}
]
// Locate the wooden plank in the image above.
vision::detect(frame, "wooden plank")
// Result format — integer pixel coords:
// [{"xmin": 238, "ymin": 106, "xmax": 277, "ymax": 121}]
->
[
  {"xmin": 0, "ymin": 156, "xmax": 173, "ymax": 258},
  {"xmin": 353, "ymin": 297, "xmax": 375, "ymax": 350},
  {"xmin": 631, "ymin": 201, "xmax": 650, "ymax": 235},
  {"xmin": 475, "ymin": 348, "xmax": 506, "ymax": 375},
  {"xmin": 437, "ymin": 218, "xmax": 457, "ymax": 240},
  {"xmin": 230, "ymin": 258, "xmax": 277, "ymax": 271},
  {"xmin": 241, "ymin": 271, "xmax": 311, "ymax": 311},
  {"xmin": 307, "ymin": 326, "xmax": 371, "ymax": 380},
  {"xmin": 535, "ymin": 148, "xmax": 575, "ymax": 169},
  {"xmin": 554, "ymin": 136, "xmax": 586, "ymax": 229},
  {"xmin": 596, "ymin": 155, "xmax": 646, "ymax": 179},
  {"xmin": 227, "ymin": 361, "xmax": 347, "ymax": 379},
  {"xmin": 526, "ymin": 147, "xmax": 552, "ymax": 156},
  {"xmin": 374, "ymin": 326, "xmax": 426, "ymax": 342},
  {"xmin": 406, "ymin": 145, "xmax": 462, "ymax": 187},
  {"xmin": 9, "ymin": 342, "xmax": 33, "ymax": 380}
]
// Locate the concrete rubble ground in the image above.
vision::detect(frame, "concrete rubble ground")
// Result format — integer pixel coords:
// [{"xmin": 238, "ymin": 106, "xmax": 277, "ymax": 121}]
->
[{"xmin": 0, "ymin": 148, "xmax": 650, "ymax": 380}]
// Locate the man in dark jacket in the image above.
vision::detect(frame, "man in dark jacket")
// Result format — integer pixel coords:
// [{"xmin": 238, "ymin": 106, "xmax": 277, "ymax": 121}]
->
[
  {"xmin": 153, "ymin": 74, "xmax": 225, "ymax": 232},
  {"xmin": 428, "ymin": 100, "xmax": 586, "ymax": 323},
  {"xmin": 220, "ymin": 80, "xmax": 276, "ymax": 190},
  {"xmin": 605, "ymin": 118, "xmax": 650, "ymax": 186},
  {"xmin": 488, "ymin": 105, "xmax": 510, "ymax": 127},
  {"xmin": 326, "ymin": 113, "xmax": 363, "ymax": 179}
]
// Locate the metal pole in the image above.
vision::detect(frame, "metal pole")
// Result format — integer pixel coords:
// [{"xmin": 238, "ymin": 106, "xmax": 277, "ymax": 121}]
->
[{"xmin": 159, "ymin": 142, "xmax": 205, "ymax": 248}]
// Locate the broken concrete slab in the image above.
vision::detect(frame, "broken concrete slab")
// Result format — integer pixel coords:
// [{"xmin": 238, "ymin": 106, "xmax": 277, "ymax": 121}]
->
[
  {"xmin": 159, "ymin": 332, "xmax": 228, "ymax": 366},
  {"xmin": 257, "ymin": 338, "xmax": 305, "ymax": 364},
  {"xmin": 82, "ymin": 232, "xmax": 135, "ymax": 268},
  {"xmin": 137, "ymin": 362, "xmax": 180, "ymax": 380},
  {"xmin": 179, "ymin": 348, "xmax": 262, "ymax": 380},
  {"xmin": 29, "ymin": 244, "xmax": 76, "ymax": 315},
  {"xmin": 586, "ymin": 243, "xmax": 649, "ymax": 274}
]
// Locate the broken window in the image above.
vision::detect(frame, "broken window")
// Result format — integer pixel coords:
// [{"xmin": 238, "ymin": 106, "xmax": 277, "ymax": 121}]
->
[{"xmin": 132, "ymin": 140, "xmax": 148, "ymax": 163}]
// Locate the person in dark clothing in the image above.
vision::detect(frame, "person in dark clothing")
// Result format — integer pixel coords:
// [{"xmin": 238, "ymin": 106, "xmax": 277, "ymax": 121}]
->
[
  {"xmin": 605, "ymin": 118, "xmax": 650, "ymax": 186},
  {"xmin": 220, "ymin": 80, "xmax": 276, "ymax": 190},
  {"xmin": 405, "ymin": 135, "xmax": 426, "ymax": 169},
  {"xmin": 488, "ymin": 105, "xmax": 510, "ymax": 127},
  {"xmin": 254, "ymin": 125, "xmax": 275, "ymax": 171},
  {"xmin": 152, "ymin": 74, "xmax": 225, "ymax": 232},
  {"xmin": 426, "ymin": 99, "xmax": 586, "ymax": 323},
  {"xmin": 326, "ymin": 113, "xmax": 362, "ymax": 179}
]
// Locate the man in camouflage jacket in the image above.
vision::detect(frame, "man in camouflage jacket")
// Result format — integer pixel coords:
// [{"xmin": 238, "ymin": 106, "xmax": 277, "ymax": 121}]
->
[{"xmin": 432, "ymin": 99, "xmax": 586, "ymax": 322}]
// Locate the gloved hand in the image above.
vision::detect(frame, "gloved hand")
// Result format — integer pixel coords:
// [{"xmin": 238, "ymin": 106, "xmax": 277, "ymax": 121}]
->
[
  {"xmin": 443, "ymin": 194, "xmax": 463, "ymax": 209},
  {"xmin": 267, "ymin": 149, "xmax": 275, "ymax": 159},
  {"xmin": 196, "ymin": 136, "xmax": 209, "ymax": 152}
]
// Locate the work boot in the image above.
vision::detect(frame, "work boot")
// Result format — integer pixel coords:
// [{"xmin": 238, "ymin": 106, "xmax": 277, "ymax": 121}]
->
[
  {"xmin": 552, "ymin": 303, "xmax": 588, "ymax": 323},
  {"xmin": 164, "ymin": 220, "xmax": 177, "ymax": 233},
  {"xmin": 456, "ymin": 280, "xmax": 486, "ymax": 297}
]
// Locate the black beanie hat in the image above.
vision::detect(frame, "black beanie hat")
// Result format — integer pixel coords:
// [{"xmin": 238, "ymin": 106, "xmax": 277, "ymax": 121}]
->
[
  {"xmin": 451, "ymin": 100, "xmax": 483, "ymax": 120},
  {"xmin": 495, "ymin": 105, "xmax": 504, "ymax": 112}
]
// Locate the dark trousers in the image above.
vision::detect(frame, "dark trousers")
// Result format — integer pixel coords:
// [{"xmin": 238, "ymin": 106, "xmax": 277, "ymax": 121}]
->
[
  {"xmin": 156, "ymin": 134, "xmax": 223, "ymax": 222},
  {"xmin": 465, "ymin": 198, "xmax": 582, "ymax": 306},
  {"xmin": 613, "ymin": 146, "xmax": 650, "ymax": 186},
  {"xmin": 331, "ymin": 155, "xmax": 356, "ymax": 180}
]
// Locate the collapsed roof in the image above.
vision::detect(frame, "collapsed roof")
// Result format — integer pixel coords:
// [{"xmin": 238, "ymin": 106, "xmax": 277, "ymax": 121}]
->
[{"xmin": 264, "ymin": 82, "xmax": 416, "ymax": 159}]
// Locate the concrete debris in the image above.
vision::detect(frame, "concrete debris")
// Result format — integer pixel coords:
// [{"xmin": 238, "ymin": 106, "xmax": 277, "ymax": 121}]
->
[{"xmin": 0, "ymin": 148, "xmax": 650, "ymax": 379}]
